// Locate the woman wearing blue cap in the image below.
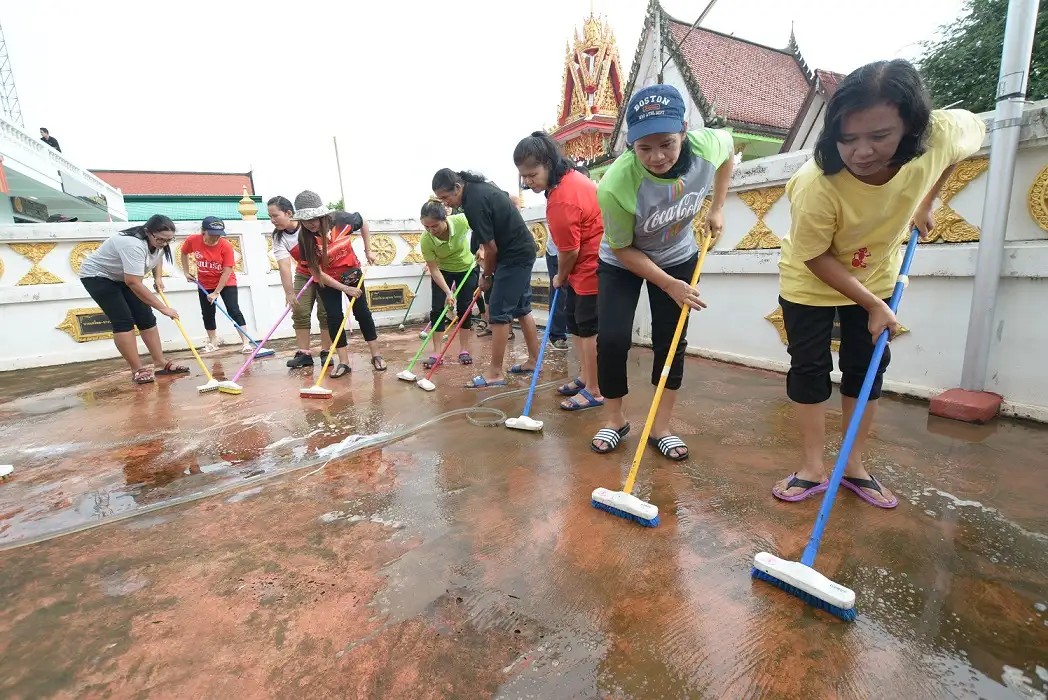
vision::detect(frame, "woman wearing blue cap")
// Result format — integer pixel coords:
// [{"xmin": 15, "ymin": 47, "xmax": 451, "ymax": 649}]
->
[
  {"xmin": 181, "ymin": 216, "xmax": 253, "ymax": 353},
  {"xmin": 590, "ymin": 84, "xmax": 733, "ymax": 460}
]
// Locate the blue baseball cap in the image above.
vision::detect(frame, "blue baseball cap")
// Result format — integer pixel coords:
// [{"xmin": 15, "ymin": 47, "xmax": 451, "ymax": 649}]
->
[
  {"xmin": 201, "ymin": 216, "xmax": 226, "ymax": 236},
  {"xmin": 626, "ymin": 84, "xmax": 687, "ymax": 145}
]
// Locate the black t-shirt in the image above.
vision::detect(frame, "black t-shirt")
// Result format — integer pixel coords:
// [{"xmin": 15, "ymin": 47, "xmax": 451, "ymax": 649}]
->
[
  {"xmin": 331, "ymin": 211, "xmax": 363, "ymax": 232},
  {"xmin": 462, "ymin": 182, "xmax": 536, "ymax": 266},
  {"xmin": 42, "ymin": 135, "xmax": 61, "ymax": 152}
]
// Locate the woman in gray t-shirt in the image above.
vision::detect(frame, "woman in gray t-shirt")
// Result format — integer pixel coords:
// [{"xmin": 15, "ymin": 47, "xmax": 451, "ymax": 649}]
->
[{"xmin": 79, "ymin": 215, "xmax": 190, "ymax": 383}]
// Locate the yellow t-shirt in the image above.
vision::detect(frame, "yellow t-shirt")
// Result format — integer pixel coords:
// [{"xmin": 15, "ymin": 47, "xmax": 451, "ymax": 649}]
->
[{"xmin": 778, "ymin": 109, "xmax": 986, "ymax": 306}]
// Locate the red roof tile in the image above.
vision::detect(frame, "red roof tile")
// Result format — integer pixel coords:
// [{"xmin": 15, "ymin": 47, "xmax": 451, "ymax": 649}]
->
[
  {"xmin": 815, "ymin": 69, "xmax": 844, "ymax": 98},
  {"xmin": 90, "ymin": 171, "xmax": 253, "ymax": 196},
  {"xmin": 666, "ymin": 21, "xmax": 811, "ymax": 132}
]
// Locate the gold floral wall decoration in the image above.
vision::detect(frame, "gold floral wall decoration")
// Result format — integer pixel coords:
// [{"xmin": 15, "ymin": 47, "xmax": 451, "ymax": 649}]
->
[
  {"xmin": 530, "ymin": 222, "xmax": 549, "ymax": 257},
  {"xmin": 400, "ymin": 233, "xmax": 426, "ymax": 264},
  {"xmin": 1028, "ymin": 163, "xmax": 1048, "ymax": 233},
  {"xmin": 690, "ymin": 197, "xmax": 716, "ymax": 248},
  {"xmin": 735, "ymin": 187, "xmax": 785, "ymax": 250},
  {"xmin": 926, "ymin": 156, "xmax": 989, "ymax": 243},
  {"xmin": 0, "ymin": 257, "xmax": 4, "ymax": 282},
  {"xmin": 69, "ymin": 241, "xmax": 102, "ymax": 275},
  {"xmin": 368, "ymin": 234, "xmax": 398, "ymax": 265},
  {"xmin": 765, "ymin": 305, "xmax": 908, "ymax": 352},
  {"xmin": 226, "ymin": 236, "xmax": 246, "ymax": 272},
  {"xmin": 266, "ymin": 238, "xmax": 278, "ymax": 271},
  {"xmin": 9, "ymin": 242, "xmax": 64, "ymax": 285}
]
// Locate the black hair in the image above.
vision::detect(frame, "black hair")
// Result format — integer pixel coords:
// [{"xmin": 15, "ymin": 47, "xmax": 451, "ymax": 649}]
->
[
  {"xmin": 40, "ymin": 127, "xmax": 49, "ymax": 134},
  {"xmin": 814, "ymin": 59, "xmax": 932, "ymax": 175},
  {"xmin": 120, "ymin": 214, "xmax": 175, "ymax": 262},
  {"xmin": 296, "ymin": 215, "xmax": 334, "ymax": 280},
  {"xmin": 431, "ymin": 168, "xmax": 486, "ymax": 193},
  {"xmin": 267, "ymin": 195, "xmax": 295, "ymax": 244},
  {"xmin": 420, "ymin": 198, "xmax": 447, "ymax": 221},
  {"xmin": 512, "ymin": 131, "xmax": 582, "ymax": 193}
]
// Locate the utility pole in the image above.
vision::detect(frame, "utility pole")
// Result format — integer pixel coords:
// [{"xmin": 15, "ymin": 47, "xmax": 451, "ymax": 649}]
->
[
  {"xmin": 0, "ymin": 22, "xmax": 24, "ymax": 127},
  {"xmin": 333, "ymin": 136, "xmax": 346, "ymax": 208}
]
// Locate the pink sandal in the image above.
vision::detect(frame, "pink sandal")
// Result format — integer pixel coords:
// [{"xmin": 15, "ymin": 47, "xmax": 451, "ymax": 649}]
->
[
  {"xmin": 458, "ymin": 351, "xmax": 473, "ymax": 365},
  {"xmin": 772, "ymin": 473, "xmax": 828, "ymax": 502}
]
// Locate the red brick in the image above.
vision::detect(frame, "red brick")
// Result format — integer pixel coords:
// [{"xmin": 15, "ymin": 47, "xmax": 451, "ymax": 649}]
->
[
  {"xmin": 90, "ymin": 171, "xmax": 253, "ymax": 196},
  {"xmin": 929, "ymin": 388, "xmax": 1003, "ymax": 424}
]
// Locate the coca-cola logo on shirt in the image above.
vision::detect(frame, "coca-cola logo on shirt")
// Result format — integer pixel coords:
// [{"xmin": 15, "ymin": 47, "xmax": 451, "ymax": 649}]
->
[{"xmin": 641, "ymin": 191, "xmax": 704, "ymax": 234}]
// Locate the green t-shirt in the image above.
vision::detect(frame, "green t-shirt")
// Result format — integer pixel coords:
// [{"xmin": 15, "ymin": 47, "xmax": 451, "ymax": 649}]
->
[
  {"xmin": 420, "ymin": 213, "xmax": 474, "ymax": 273},
  {"xmin": 597, "ymin": 128, "xmax": 733, "ymax": 268}
]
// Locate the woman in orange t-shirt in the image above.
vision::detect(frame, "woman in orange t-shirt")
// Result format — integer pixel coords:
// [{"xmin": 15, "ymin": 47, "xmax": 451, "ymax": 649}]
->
[
  {"xmin": 287, "ymin": 190, "xmax": 386, "ymax": 378},
  {"xmin": 514, "ymin": 131, "xmax": 603, "ymax": 412},
  {"xmin": 180, "ymin": 216, "xmax": 254, "ymax": 353}
]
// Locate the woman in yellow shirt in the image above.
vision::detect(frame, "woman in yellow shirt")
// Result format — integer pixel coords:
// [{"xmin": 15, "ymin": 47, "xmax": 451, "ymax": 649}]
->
[{"xmin": 773, "ymin": 59, "xmax": 985, "ymax": 508}]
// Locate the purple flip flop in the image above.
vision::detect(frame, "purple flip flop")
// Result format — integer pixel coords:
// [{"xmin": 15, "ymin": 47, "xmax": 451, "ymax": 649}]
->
[
  {"xmin": 772, "ymin": 473, "xmax": 829, "ymax": 502},
  {"xmin": 841, "ymin": 474, "xmax": 899, "ymax": 509}
]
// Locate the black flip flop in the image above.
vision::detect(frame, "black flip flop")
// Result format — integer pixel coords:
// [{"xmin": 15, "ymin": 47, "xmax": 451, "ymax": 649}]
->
[
  {"xmin": 330, "ymin": 363, "xmax": 351, "ymax": 378},
  {"xmin": 591, "ymin": 423, "xmax": 631, "ymax": 454},
  {"xmin": 648, "ymin": 435, "xmax": 689, "ymax": 461},
  {"xmin": 371, "ymin": 355, "xmax": 387, "ymax": 372}
]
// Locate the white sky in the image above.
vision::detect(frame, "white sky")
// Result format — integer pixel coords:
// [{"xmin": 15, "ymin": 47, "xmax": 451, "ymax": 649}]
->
[{"xmin": 4, "ymin": 0, "xmax": 964, "ymax": 217}]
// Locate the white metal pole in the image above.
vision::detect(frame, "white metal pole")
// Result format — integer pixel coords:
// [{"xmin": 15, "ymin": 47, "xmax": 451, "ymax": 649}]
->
[{"xmin": 958, "ymin": 0, "xmax": 1040, "ymax": 391}]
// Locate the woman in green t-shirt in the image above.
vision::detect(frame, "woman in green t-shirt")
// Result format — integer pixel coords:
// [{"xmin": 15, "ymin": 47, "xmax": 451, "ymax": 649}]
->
[{"xmin": 419, "ymin": 199, "xmax": 479, "ymax": 366}]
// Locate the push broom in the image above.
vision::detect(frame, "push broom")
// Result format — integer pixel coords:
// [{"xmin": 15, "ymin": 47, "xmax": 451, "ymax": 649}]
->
[
  {"xmin": 300, "ymin": 268, "xmax": 369, "ymax": 399},
  {"xmin": 155, "ymin": 289, "xmax": 221, "ymax": 393},
  {"xmin": 397, "ymin": 259, "xmax": 477, "ymax": 382},
  {"xmin": 193, "ymin": 279, "xmax": 275, "ymax": 358},
  {"xmin": 417, "ymin": 288, "xmax": 482, "ymax": 392},
  {"xmin": 591, "ymin": 230, "xmax": 712, "ymax": 527},
  {"xmin": 504, "ymin": 286, "xmax": 560, "ymax": 432},
  {"xmin": 752, "ymin": 227, "xmax": 921, "ymax": 622},
  {"xmin": 219, "ymin": 276, "xmax": 315, "ymax": 395},
  {"xmin": 398, "ymin": 269, "xmax": 426, "ymax": 331}
]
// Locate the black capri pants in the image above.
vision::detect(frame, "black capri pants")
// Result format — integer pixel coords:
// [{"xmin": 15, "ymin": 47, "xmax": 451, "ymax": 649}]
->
[
  {"xmin": 430, "ymin": 267, "xmax": 479, "ymax": 331},
  {"xmin": 316, "ymin": 269, "xmax": 378, "ymax": 349},
  {"xmin": 596, "ymin": 254, "xmax": 697, "ymax": 400},
  {"xmin": 565, "ymin": 284, "xmax": 597, "ymax": 338},
  {"xmin": 197, "ymin": 286, "xmax": 246, "ymax": 331},
  {"xmin": 779, "ymin": 296, "xmax": 891, "ymax": 404},
  {"xmin": 82, "ymin": 276, "xmax": 157, "ymax": 334}
]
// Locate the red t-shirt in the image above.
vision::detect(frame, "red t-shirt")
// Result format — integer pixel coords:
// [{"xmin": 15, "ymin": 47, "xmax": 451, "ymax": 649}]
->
[
  {"xmin": 289, "ymin": 225, "xmax": 360, "ymax": 277},
  {"xmin": 545, "ymin": 169, "xmax": 602, "ymax": 295},
  {"xmin": 182, "ymin": 234, "xmax": 236, "ymax": 289}
]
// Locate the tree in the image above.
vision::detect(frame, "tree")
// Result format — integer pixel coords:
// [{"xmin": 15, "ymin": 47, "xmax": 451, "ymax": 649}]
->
[
  {"xmin": 327, "ymin": 198, "xmax": 344, "ymax": 211},
  {"xmin": 917, "ymin": 0, "xmax": 1047, "ymax": 113}
]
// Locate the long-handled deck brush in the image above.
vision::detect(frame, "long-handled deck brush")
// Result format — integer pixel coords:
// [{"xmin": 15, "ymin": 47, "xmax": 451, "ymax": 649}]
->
[
  {"xmin": 751, "ymin": 227, "xmax": 921, "ymax": 622},
  {"xmin": 219, "ymin": 276, "xmax": 315, "ymax": 395},
  {"xmin": 417, "ymin": 288, "xmax": 482, "ymax": 392},
  {"xmin": 505, "ymin": 286, "xmax": 560, "ymax": 432},
  {"xmin": 398, "ymin": 260, "xmax": 477, "ymax": 382},
  {"xmin": 301, "ymin": 269, "xmax": 369, "ymax": 399},
  {"xmin": 155, "ymin": 289, "xmax": 221, "ymax": 393},
  {"xmin": 193, "ymin": 279, "xmax": 274, "ymax": 358},
  {"xmin": 591, "ymin": 231, "xmax": 712, "ymax": 527},
  {"xmin": 398, "ymin": 270, "xmax": 426, "ymax": 331}
]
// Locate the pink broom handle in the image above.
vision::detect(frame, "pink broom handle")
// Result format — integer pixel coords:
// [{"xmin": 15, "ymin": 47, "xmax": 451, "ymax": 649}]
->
[{"xmin": 231, "ymin": 276, "xmax": 314, "ymax": 382}]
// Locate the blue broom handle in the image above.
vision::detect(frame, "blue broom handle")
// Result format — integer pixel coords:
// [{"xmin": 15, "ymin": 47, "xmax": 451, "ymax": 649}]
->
[
  {"xmin": 521, "ymin": 286, "xmax": 560, "ymax": 418},
  {"xmin": 801, "ymin": 227, "xmax": 920, "ymax": 567},
  {"xmin": 194, "ymin": 279, "xmax": 261, "ymax": 346}
]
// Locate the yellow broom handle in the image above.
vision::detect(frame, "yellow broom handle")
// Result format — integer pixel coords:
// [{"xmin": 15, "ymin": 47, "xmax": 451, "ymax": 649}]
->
[
  {"xmin": 156, "ymin": 288, "xmax": 215, "ymax": 382},
  {"xmin": 313, "ymin": 267, "xmax": 369, "ymax": 384},
  {"xmin": 622, "ymin": 231, "xmax": 712, "ymax": 495}
]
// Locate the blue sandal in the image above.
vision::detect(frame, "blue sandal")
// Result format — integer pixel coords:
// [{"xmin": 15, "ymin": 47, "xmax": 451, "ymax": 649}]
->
[
  {"xmin": 508, "ymin": 364, "xmax": 533, "ymax": 374},
  {"xmin": 560, "ymin": 388, "xmax": 604, "ymax": 412},
  {"xmin": 464, "ymin": 375, "xmax": 506, "ymax": 388},
  {"xmin": 557, "ymin": 378, "xmax": 585, "ymax": 396}
]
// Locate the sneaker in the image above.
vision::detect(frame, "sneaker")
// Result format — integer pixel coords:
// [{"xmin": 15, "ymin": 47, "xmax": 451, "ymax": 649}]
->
[
  {"xmin": 201, "ymin": 342, "xmax": 219, "ymax": 353},
  {"xmin": 550, "ymin": 338, "xmax": 569, "ymax": 351},
  {"xmin": 320, "ymin": 350, "xmax": 330, "ymax": 365},
  {"xmin": 286, "ymin": 350, "xmax": 315, "ymax": 368}
]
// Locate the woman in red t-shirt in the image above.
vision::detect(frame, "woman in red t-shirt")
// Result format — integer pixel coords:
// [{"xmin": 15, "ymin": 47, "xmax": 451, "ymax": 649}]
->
[
  {"xmin": 288, "ymin": 190, "xmax": 386, "ymax": 378},
  {"xmin": 514, "ymin": 131, "xmax": 603, "ymax": 412},
  {"xmin": 180, "ymin": 216, "xmax": 254, "ymax": 353}
]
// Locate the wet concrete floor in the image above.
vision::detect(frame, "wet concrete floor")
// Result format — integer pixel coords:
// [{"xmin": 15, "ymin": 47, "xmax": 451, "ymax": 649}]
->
[{"xmin": 1, "ymin": 327, "xmax": 1047, "ymax": 699}]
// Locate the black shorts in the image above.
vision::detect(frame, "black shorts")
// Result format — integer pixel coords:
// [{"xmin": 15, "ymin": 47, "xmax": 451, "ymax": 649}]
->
[
  {"xmin": 430, "ymin": 267, "xmax": 479, "ymax": 331},
  {"xmin": 565, "ymin": 285, "xmax": 597, "ymax": 338},
  {"xmin": 780, "ymin": 295, "xmax": 891, "ymax": 404},
  {"xmin": 487, "ymin": 263, "xmax": 532, "ymax": 324},
  {"xmin": 81, "ymin": 276, "xmax": 157, "ymax": 334}
]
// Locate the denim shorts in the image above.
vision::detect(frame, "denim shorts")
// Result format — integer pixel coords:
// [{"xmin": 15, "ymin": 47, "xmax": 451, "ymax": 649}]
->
[{"xmin": 487, "ymin": 263, "xmax": 533, "ymax": 324}]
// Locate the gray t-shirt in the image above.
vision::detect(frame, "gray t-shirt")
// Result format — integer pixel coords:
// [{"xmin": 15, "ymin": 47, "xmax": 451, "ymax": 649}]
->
[
  {"xmin": 79, "ymin": 233, "xmax": 166, "ymax": 282},
  {"xmin": 596, "ymin": 129, "xmax": 733, "ymax": 269}
]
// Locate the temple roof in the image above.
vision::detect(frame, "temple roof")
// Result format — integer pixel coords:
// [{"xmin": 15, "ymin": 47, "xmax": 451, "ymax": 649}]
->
[
  {"xmin": 607, "ymin": 0, "xmax": 816, "ymax": 155},
  {"xmin": 779, "ymin": 68, "xmax": 848, "ymax": 152},
  {"xmin": 90, "ymin": 170, "xmax": 255, "ymax": 196}
]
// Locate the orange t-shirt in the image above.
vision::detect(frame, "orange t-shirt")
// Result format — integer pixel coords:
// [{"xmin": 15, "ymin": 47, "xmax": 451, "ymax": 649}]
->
[
  {"xmin": 289, "ymin": 225, "xmax": 360, "ymax": 277},
  {"xmin": 545, "ymin": 169, "xmax": 602, "ymax": 295},
  {"xmin": 182, "ymin": 234, "xmax": 236, "ymax": 289}
]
